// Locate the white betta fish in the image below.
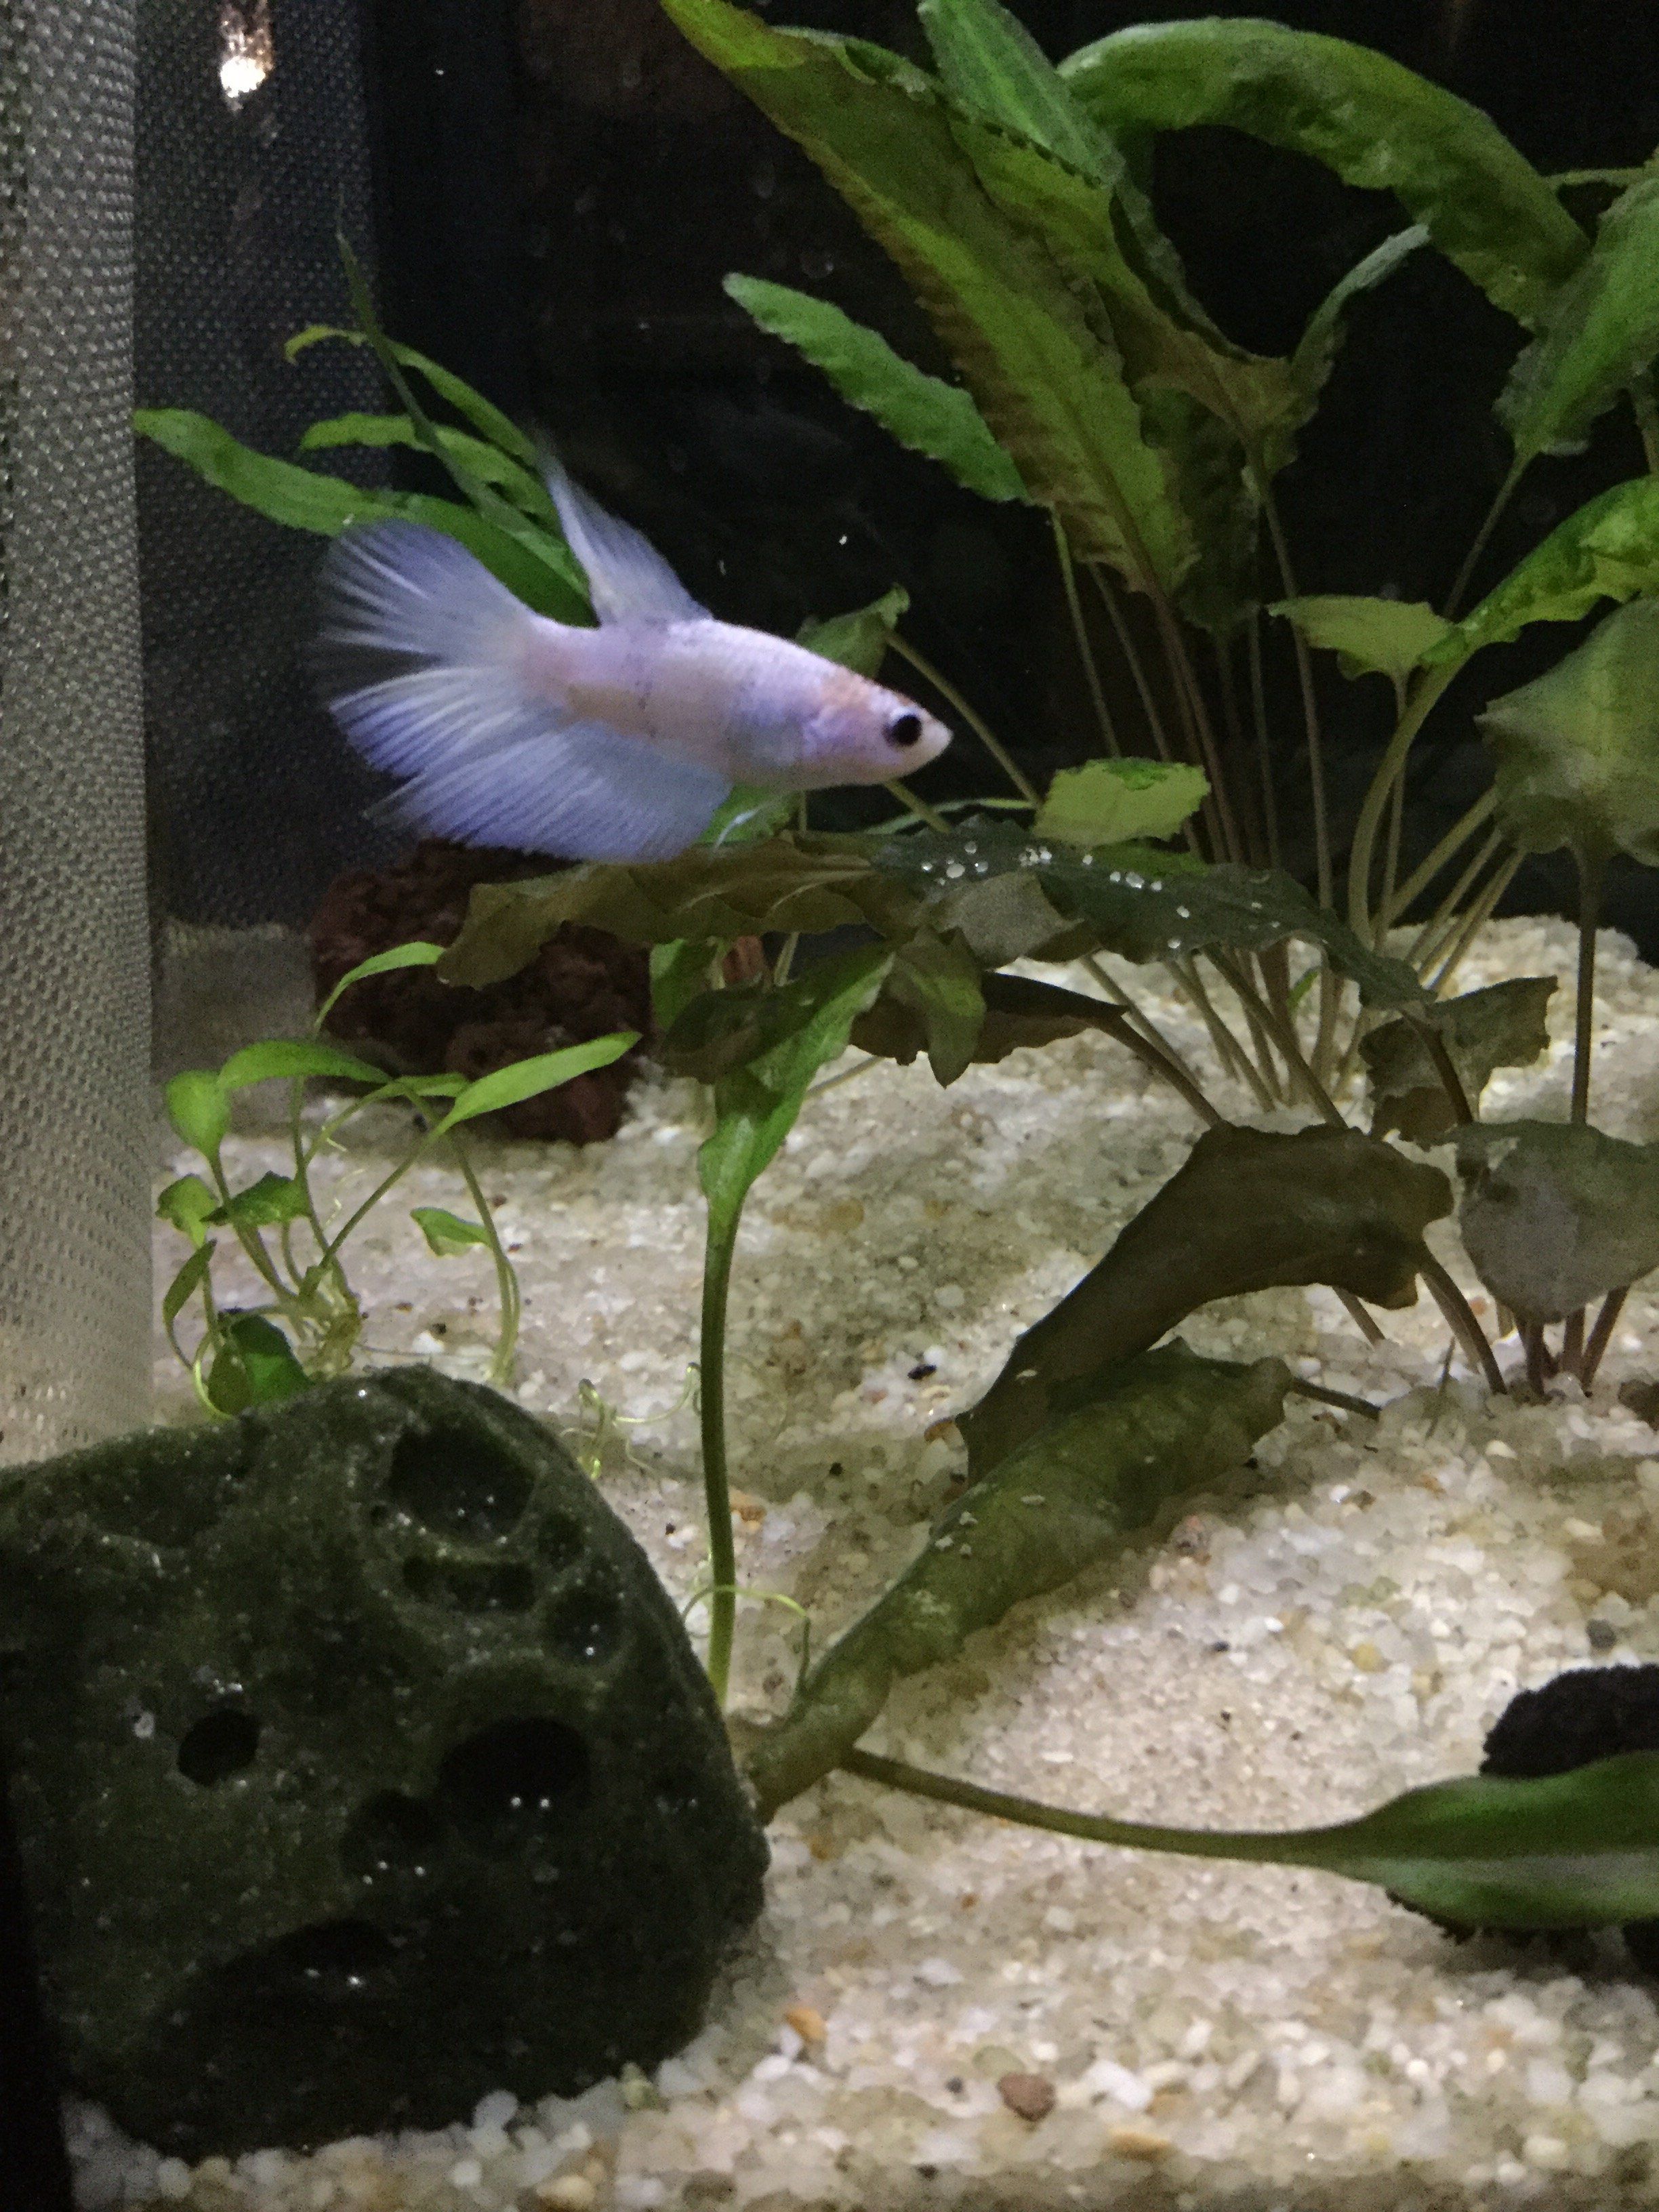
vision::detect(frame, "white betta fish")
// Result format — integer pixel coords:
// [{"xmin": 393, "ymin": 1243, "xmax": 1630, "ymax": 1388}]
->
[{"xmin": 313, "ymin": 463, "xmax": 952, "ymax": 861}]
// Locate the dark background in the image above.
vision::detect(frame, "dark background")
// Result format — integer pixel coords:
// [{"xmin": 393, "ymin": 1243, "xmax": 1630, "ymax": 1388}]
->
[{"xmin": 363, "ymin": 0, "xmax": 1659, "ymax": 946}]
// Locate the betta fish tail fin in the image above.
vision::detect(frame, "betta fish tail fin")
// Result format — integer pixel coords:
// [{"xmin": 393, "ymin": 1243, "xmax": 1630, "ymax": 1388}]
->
[{"xmin": 312, "ymin": 519, "xmax": 729, "ymax": 859}]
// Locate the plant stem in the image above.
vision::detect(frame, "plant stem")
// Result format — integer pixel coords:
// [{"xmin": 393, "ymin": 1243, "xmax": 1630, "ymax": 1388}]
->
[
  {"xmin": 1380, "ymin": 774, "xmax": 1406, "ymax": 935},
  {"xmin": 1246, "ymin": 614, "xmax": 1282, "ymax": 869},
  {"xmin": 1260, "ymin": 479, "xmax": 1331, "ymax": 912},
  {"xmin": 1082, "ymin": 956, "xmax": 1209, "ymax": 1089},
  {"xmin": 1521, "ymin": 1319, "xmax": 1552, "ymax": 1397},
  {"xmin": 1427, "ymin": 851, "xmax": 1524, "ymax": 996},
  {"xmin": 1158, "ymin": 600, "xmax": 1244, "ymax": 863},
  {"xmin": 699, "ymin": 1209, "xmax": 740, "ymax": 1706},
  {"xmin": 884, "ymin": 780, "xmax": 951, "ymax": 833},
  {"xmin": 1288, "ymin": 1378, "xmax": 1381, "ymax": 1419},
  {"xmin": 1572, "ymin": 849, "xmax": 1605, "ymax": 1126},
  {"xmin": 1090, "ymin": 566, "xmax": 1176, "ymax": 763},
  {"xmin": 889, "ymin": 635, "xmax": 1040, "ymax": 804},
  {"xmin": 445, "ymin": 1133, "xmax": 520, "ymax": 1385},
  {"xmin": 1209, "ymin": 951, "xmax": 1346, "ymax": 1126},
  {"xmin": 1086, "ymin": 999, "xmax": 1229, "ymax": 1129},
  {"xmin": 1418, "ymin": 1253, "xmax": 1506, "ymax": 1393},
  {"xmin": 1443, "ymin": 462, "xmax": 1522, "ymax": 621},
  {"xmin": 1378, "ymin": 787, "xmax": 1498, "ymax": 933},
  {"xmin": 1349, "ymin": 668, "xmax": 1456, "ymax": 939},
  {"xmin": 1408, "ymin": 827, "xmax": 1506, "ymax": 975},
  {"xmin": 1170, "ymin": 956, "xmax": 1277, "ymax": 1110},
  {"xmin": 1214, "ymin": 633, "xmax": 1267, "ymax": 867},
  {"xmin": 1406, "ymin": 1016, "xmax": 1475, "ymax": 1125},
  {"xmin": 1052, "ymin": 515, "xmax": 1122, "ymax": 758},
  {"xmin": 1561, "ymin": 1309, "xmax": 1586, "ymax": 1375},
  {"xmin": 1580, "ymin": 1287, "xmax": 1629, "ymax": 1392}
]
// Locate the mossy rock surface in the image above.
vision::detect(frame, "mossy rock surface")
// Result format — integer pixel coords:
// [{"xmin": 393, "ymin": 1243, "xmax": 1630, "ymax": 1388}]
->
[{"xmin": 0, "ymin": 1368, "xmax": 766, "ymax": 2158}]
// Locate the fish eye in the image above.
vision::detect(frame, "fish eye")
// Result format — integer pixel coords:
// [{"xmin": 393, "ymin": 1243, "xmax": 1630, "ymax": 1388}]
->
[{"xmin": 887, "ymin": 710, "xmax": 924, "ymax": 749}]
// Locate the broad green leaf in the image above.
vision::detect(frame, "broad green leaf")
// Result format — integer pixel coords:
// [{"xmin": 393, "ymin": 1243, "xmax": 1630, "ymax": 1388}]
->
[
  {"xmin": 1476, "ymin": 598, "xmax": 1659, "ymax": 865},
  {"xmin": 875, "ymin": 821, "xmax": 1425, "ymax": 1007},
  {"xmin": 438, "ymin": 838, "xmax": 924, "ymax": 988},
  {"xmin": 920, "ymin": 0, "xmax": 1112, "ymax": 176},
  {"xmin": 1272, "ymin": 595, "xmax": 1452, "ymax": 688},
  {"xmin": 660, "ymin": 0, "xmax": 1193, "ymax": 592},
  {"xmin": 1362, "ymin": 977, "xmax": 1556, "ymax": 1144},
  {"xmin": 165, "ymin": 1069, "xmax": 229, "ymax": 1161},
  {"xmin": 847, "ymin": 1744, "xmax": 1659, "ymax": 1933},
  {"xmin": 161, "ymin": 1244, "xmax": 216, "ymax": 1337},
  {"xmin": 796, "ymin": 586, "xmax": 912, "ymax": 678},
  {"xmin": 1456, "ymin": 1119, "xmax": 1659, "ymax": 1322},
  {"xmin": 746, "ymin": 1343, "xmax": 1291, "ymax": 1816},
  {"xmin": 962, "ymin": 1124, "xmax": 1449, "ymax": 1476},
  {"xmin": 701, "ymin": 787, "xmax": 798, "ymax": 847},
  {"xmin": 1498, "ymin": 177, "xmax": 1659, "ymax": 466},
  {"xmin": 854, "ymin": 968, "xmax": 1154, "ymax": 1080},
  {"xmin": 205, "ymin": 1314, "xmax": 310, "ymax": 1415},
  {"xmin": 411, "ymin": 1206, "xmax": 492, "ymax": 1258},
  {"xmin": 1271, "ymin": 227, "xmax": 1429, "ymax": 474},
  {"xmin": 156, "ymin": 1175, "xmax": 218, "ymax": 1250},
  {"xmin": 883, "ymin": 930, "xmax": 986, "ymax": 1086},
  {"xmin": 699, "ymin": 945, "xmax": 894, "ymax": 1234},
  {"xmin": 1059, "ymin": 20, "xmax": 1584, "ymax": 327},
  {"xmin": 1134, "ymin": 387, "xmax": 1259, "ymax": 635},
  {"xmin": 208, "ymin": 1173, "xmax": 308, "ymax": 1231},
  {"xmin": 434, "ymin": 1031, "xmax": 638, "ymax": 1132},
  {"xmin": 661, "ymin": 983, "xmax": 782, "ymax": 1084},
  {"xmin": 1035, "ymin": 758, "xmax": 1208, "ymax": 846},
  {"xmin": 134, "ymin": 409, "xmax": 590, "ymax": 623},
  {"xmin": 300, "ymin": 413, "xmax": 559, "ymax": 523},
  {"xmin": 218, "ymin": 1039, "xmax": 388, "ymax": 1092},
  {"xmin": 314, "ymin": 939, "xmax": 445, "ymax": 1030},
  {"xmin": 651, "ymin": 939, "xmax": 724, "ymax": 1033},
  {"xmin": 725, "ymin": 278, "xmax": 1025, "ymax": 504},
  {"xmin": 285, "ymin": 325, "xmax": 539, "ymax": 464},
  {"xmin": 1433, "ymin": 476, "xmax": 1659, "ymax": 665}
]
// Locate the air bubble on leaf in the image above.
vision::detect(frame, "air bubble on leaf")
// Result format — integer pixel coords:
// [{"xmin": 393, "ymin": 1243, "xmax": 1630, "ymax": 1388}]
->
[
  {"xmin": 1125, "ymin": 874, "xmax": 1145, "ymax": 890},
  {"xmin": 1176, "ymin": 905, "xmax": 1192, "ymax": 919},
  {"xmin": 944, "ymin": 862, "xmax": 965, "ymax": 880},
  {"xmin": 1109, "ymin": 871, "xmax": 1122, "ymax": 884}
]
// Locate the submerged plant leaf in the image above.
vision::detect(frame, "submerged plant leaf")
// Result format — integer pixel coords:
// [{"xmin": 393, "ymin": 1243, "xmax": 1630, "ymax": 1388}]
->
[
  {"xmin": 796, "ymin": 586, "xmax": 912, "ymax": 678},
  {"xmin": 853, "ymin": 967, "xmax": 1143, "ymax": 1082},
  {"xmin": 1498, "ymin": 177, "xmax": 1659, "ymax": 467},
  {"xmin": 1456, "ymin": 1120, "xmax": 1659, "ymax": 1322},
  {"xmin": 699, "ymin": 946, "xmax": 895, "ymax": 1235},
  {"xmin": 746, "ymin": 1343, "xmax": 1290, "ymax": 1817},
  {"xmin": 1435, "ymin": 476, "xmax": 1659, "ymax": 665},
  {"xmin": 1059, "ymin": 20, "xmax": 1584, "ymax": 327},
  {"xmin": 155, "ymin": 1175, "xmax": 219, "ymax": 1250},
  {"xmin": 285, "ymin": 324, "xmax": 539, "ymax": 464},
  {"xmin": 660, "ymin": 0, "xmax": 1193, "ymax": 591},
  {"xmin": 848, "ymin": 1744, "xmax": 1659, "ymax": 1933},
  {"xmin": 1273, "ymin": 227, "xmax": 1429, "ymax": 470},
  {"xmin": 205, "ymin": 1314, "xmax": 310, "ymax": 1416},
  {"xmin": 209, "ymin": 1173, "xmax": 308, "ymax": 1232},
  {"xmin": 434, "ymin": 1032, "xmax": 638, "ymax": 1132},
  {"xmin": 1034, "ymin": 758, "xmax": 1208, "ymax": 846},
  {"xmin": 963, "ymin": 1125, "xmax": 1450, "ymax": 1475},
  {"xmin": 875, "ymin": 822, "xmax": 1425, "ymax": 1008},
  {"xmin": 726, "ymin": 278, "xmax": 1025, "ymax": 504},
  {"xmin": 1476, "ymin": 599, "xmax": 1659, "ymax": 865},
  {"xmin": 218, "ymin": 1040, "xmax": 389, "ymax": 1092},
  {"xmin": 1362, "ymin": 977, "xmax": 1556, "ymax": 1144},
  {"xmin": 164, "ymin": 1070, "xmax": 230, "ymax": 1162},
  {"xmin": 1272, "ymin": 595, "xmax": 1452, "ymax": 688},
  {"xmin": 411, "ymin": 1207, "xmax": 491, "ymax": 1258},
  {"xmin": 299, "ymin": 413, "xmax": 559, "ymax": 523},
  {"xmin": 314, "ymin": 940, "xmax": 445, "ymax": 1031},
  {"xmin": 134, "ymin": 409, "xmax": 590, "ymax": 623}
]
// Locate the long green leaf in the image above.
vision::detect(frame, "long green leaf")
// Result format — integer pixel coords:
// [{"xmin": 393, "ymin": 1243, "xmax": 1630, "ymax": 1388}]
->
[
  {"xmin": 747, "ymin": 1343, "xmax": 1290, "ymax": 1816},
  {"xmin": 725, "ymin": 277, "xmax": 1025, "ymax": 504},
  {"xmin": 1498, "ymin": 177, "xmax": 1659, "ymax": 465},
  {"xmin": 285, "ymin": 325, "xmax": 539, "ymax": 464},
  {"xmin": 1271, "ymin": 226, "xmax": 1429, "ymax": 473},
  {"xmin": 218, "ymin": 1040, "xmax": 388, "ymax": 1092},
  {"xmin": 434, "ymin": 1032, "xmax": 638, "ymax": 1132},
  {"xmin": 1059, "ymin": 19, "xmax": 1584, "ymax": 326},
  {"xmin": 661, "ymin": 0, "xmax": 1192, "ymax": 592},
  {"xmin": 300, "ymin": 413, "xmax": 559, "ymax": 523},
  {"xmin": 134, "ymin": 408, "xmax": 590, "ymax": 622},
  {"xmin": 1433, "ymin": 475, "xmax": 1659, "ymax": 664},
  {"xmin": 844, "ymin": 1745, "xmax": 1659, "ymax": 1933},
  {"xmin": 314, "ymin": 940, "xmax": 445, "ymax": 1031}
]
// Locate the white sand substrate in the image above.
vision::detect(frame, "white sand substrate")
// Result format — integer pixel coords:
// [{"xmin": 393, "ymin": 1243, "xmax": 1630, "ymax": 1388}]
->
[{"xmin": 72, "ymin": 918, "xmax": 1659, "ymax": 2209}]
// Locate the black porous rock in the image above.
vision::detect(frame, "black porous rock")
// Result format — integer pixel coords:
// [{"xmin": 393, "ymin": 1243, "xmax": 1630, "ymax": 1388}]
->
[{"xmin": 0, "ymin": 1369, "xmax": 767, "ymax": 2158}]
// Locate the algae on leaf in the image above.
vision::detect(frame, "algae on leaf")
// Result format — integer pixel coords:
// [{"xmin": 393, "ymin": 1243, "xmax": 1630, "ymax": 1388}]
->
[
  {"xmin": 747, "ymin": 1344, "xmax": 1291, "ymax": 1817},
  {"xmin": 1456, "ymin": 1120, "xmax": 1659, "ymax": 1322},
  {"xmin": 962, "ymin": 1124, "xmax": 1450, "ymax": 1476}
]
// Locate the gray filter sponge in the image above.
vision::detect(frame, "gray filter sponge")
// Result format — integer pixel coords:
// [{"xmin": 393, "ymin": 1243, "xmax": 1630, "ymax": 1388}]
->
[{"xmin": 0, "ymin": 1368, "xmax": 767, "ymax": 2158}]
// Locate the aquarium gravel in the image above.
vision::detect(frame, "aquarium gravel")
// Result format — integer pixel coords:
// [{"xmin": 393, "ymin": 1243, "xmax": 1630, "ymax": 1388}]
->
[{"xmin": 88, "ymin": 918, "xmax": 1659, "ymax": 2209}]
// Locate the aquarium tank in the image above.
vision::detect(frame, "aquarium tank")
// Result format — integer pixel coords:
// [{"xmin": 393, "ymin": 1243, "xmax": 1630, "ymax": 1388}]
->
[{"xmin": 12, "ymin": 0, "xmax": 1659, "ymax": 2204}]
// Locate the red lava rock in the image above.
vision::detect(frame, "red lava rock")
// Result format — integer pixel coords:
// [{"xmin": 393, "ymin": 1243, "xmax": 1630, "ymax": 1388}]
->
[
  {"xmin": 309, "ymin": 841, "xmax": 652, "ymax": 1143},
  {"xmin": 997, "ymin": 2072, "xmax": 1057, "ymax": 2123}
]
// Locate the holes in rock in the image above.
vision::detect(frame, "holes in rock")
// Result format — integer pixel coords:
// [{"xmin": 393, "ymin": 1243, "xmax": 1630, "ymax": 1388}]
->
[
  {"xmin": 258, "ymin": 1919, "xmax": 398, "ymax": 2003},
  {"xmin": 340, "ymin": 1791, "xmax": 446, "ymax": 1881},
  {"xmin": 402, "ymin": 1557, "xmax": 537, "ymax": 1613},
  {"xmin": 385, "ymin": 1423, "xmax": 533, "ymax": 1542},
  {"xmin": 544, "ymin": 1570, "xmax": 625, "ymax": 1665},
  {"xmin": 535, "ymin": 1511, "xmax": 586, "ymax": 1574},
  {"xmin": 177, "ymin": 1706, "xmax": 262, "ymax": 1786},
  {"xmin": 436, "ymin": 1717, "xmax": 589, "ymax": 1849}
]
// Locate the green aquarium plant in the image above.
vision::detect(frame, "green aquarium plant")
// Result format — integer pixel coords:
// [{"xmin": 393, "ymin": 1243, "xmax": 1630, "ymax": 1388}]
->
[
  {"xmin": 134, "ymin": 8, "xmax": 1659, "ymax": 1948},
  {"xmin": 157, "ymin": 938, "xmax": 635, "ymax": 1413}
]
